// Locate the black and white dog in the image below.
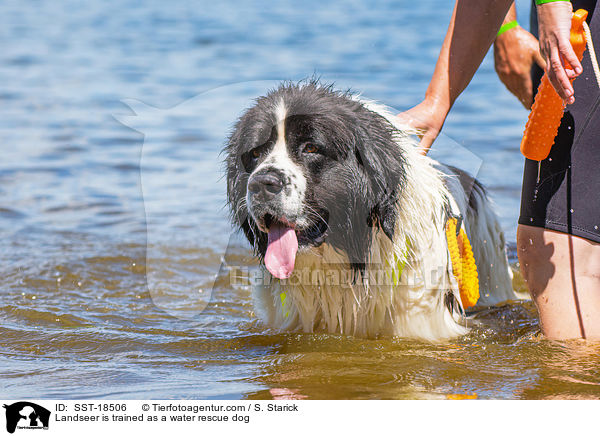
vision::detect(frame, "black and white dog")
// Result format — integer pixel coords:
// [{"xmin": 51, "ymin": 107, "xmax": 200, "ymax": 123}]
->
[{"xmin": 226, "ymin": 81, "xmax": 515, "ymax": 341}]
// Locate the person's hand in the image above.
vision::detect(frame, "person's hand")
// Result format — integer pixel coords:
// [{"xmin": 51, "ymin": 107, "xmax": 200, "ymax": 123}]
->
[
  {"xmin": 537, "ymin": 1, "xmax": 582, "ymax": 104},
  {"xmin": 397, "ymin": 99, "xmax": 449, "ymax": 155},
  {"xmin": 494, "ymin": 26, "xmax": 546, "ymax": 109}
]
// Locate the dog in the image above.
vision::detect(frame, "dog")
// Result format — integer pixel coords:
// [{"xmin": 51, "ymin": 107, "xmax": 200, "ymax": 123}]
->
[{"xmin": 225, "ymin": 81, "xmax": 516, "ymax": 341}]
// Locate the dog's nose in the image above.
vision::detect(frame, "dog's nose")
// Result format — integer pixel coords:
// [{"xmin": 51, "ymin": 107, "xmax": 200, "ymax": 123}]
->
[{"xmin": 248, "ymin": 173, "xmax": 283, "ymax": 200}]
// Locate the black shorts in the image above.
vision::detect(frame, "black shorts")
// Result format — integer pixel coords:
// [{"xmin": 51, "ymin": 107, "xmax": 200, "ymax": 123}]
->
[{"xmin": 519, "ymin": 0, "xmax": 600, "ymax": 243}]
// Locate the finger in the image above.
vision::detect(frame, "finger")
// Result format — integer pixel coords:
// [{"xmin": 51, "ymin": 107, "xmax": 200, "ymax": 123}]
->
[
  {"xmin": 547, "ymin": 46, "xmax": 575, "ymax": 103},
  {"xmin": 559, "ymin": 38, "xmax": 583, "ymax": 77},
  {"xmin": 522, "ymin": 78, "xmax": 534, "ymax": 110},
  {"xmin": 418, "ymin": 130, "xmax": 438, "ymax": 155},
  {"xmin": 507, "ymin": 76, "xmax": 527, "ymax": 106},
  {"xmin": 506, "ymin": 76, "xmax": 526, "ymax": 106},
  {"xmin": 533, "ymin": 47, "xmax": 547, "ymax": 71},
  {"xmin": 527, "ymin": 35, "xmax": 547, "ymax": 70}
]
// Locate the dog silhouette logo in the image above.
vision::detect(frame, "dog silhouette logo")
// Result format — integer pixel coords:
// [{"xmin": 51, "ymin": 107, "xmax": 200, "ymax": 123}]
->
[{"xmin": 3, "ymin": 402, "xmax": 50, "ymax": 433}]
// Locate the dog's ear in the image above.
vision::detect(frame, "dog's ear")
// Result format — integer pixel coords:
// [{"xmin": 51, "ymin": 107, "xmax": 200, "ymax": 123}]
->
[
  {"xmin": 353, "ymin": 118, "xmax": 406, "ymax": 242},
  {"xmin": 368, "ymin": 190, "xmax": 398, "ymax": 241}
]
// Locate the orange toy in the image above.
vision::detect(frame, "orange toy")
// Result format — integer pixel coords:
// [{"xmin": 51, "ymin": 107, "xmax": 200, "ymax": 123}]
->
[{"xmin": 520, "ymin": 9, "xmax": 588, "ymax": 161}]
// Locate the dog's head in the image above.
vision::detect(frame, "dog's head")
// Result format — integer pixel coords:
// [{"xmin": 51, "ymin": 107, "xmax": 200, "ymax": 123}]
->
[{"xmin": 225, "ymin": 82, "xmax": 408, "ymax": 278}]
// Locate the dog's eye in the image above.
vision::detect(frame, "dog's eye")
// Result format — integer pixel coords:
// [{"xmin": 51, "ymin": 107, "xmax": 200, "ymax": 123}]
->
[
  {"xmin": 252, "ymin": 148, "xmax": 261, "ymax": 158},
  {"xmin": 303, "ymin": 143, "xmax": 318, "ymax": 154}
]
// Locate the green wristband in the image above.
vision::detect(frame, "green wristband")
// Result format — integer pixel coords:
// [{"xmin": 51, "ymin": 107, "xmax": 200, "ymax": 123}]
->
[
  {"xmin": 497, "ymin": 20, "xmax": 519, "ymax": 36},
  {"xmin": 535, "ymin": 0, "xmax": 570, "ymax": 5}
]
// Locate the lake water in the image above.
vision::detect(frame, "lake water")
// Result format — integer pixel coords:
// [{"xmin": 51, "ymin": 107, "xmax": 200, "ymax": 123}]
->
[{"xmin": 1, "ymin": 0, "xmax": 599, "ymax": 400}]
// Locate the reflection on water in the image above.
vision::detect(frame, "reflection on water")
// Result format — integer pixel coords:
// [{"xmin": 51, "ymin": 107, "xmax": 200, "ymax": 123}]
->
[
  {"xmin": 3, "ymin": 235, "xmax": 600, "ymax": 400},
  {"xmin": 1, "ymin": 0, "xmax": 599, "ymax": 399}
]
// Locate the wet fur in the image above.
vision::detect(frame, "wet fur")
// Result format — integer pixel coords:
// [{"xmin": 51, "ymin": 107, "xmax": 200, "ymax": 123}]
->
[{"xmin": 226, "ymin": 81, "xmax": 516, "ymax": 341}]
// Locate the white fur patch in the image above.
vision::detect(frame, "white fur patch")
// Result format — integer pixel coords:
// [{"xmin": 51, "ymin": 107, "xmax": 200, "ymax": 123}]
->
[
  {"xmin": 274, "ymin": 98, "xmax": 287, "ymax": 140},
  {"xmin": 247, "ymin": 99, "xmax": 308, "ymax": 226}
]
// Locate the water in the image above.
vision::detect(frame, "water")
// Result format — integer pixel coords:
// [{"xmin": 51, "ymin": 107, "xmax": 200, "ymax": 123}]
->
[{"xmin": 1, "ymin": 0, "xmax": 599, "ymax": 400}]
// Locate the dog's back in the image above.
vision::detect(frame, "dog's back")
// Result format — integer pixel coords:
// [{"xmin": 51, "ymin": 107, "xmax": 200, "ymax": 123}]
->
[{"xmin": 439, "ymin": 164, "xmax": 515, "ymax": 306}]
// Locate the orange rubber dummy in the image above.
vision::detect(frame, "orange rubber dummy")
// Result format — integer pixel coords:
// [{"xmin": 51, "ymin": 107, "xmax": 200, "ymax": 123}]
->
[{"xmin": 520, "ymin": 9, "xmax": 588, "ymax": 161}]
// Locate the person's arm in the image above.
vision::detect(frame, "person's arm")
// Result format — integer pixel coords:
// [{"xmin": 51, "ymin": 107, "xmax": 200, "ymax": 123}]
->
[
  {"xmin": 493, "ymin": 3, "xmax": 546, "ymax": 109},
  {"xmin": 398, "ymin": 0, "xmax": 513, "ymax": 154},
  {"xmin": 399, "ymin": 0, "xmax": 580, "ymax": 154}
]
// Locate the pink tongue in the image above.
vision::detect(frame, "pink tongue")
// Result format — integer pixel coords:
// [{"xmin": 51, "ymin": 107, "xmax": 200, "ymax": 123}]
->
[{"xmin": 265, "ymin": 223, "xmax": 298, "ymax": 279}]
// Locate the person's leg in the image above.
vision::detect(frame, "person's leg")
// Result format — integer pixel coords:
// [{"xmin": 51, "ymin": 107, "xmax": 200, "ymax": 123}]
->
[{"xmin": 517, "ymin": 224, "xmax": 600, "ymax": 339}]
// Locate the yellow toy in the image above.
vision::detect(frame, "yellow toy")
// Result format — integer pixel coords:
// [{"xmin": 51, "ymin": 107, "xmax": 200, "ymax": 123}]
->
[{"xmin": 445, "ymin": 217, "xmax": 479, "ymax": 309}]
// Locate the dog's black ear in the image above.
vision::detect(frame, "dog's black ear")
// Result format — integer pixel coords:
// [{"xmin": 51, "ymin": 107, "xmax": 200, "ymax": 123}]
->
[
  {"xmin": 368, "ymin": 190, "xmax": 398, "ymax": 241},
  {"xmin": 353, "ymin": 116, "xmax": 407, "ymax": 242}
]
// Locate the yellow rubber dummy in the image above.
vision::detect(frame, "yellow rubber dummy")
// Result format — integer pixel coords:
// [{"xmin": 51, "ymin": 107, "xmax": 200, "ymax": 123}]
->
[{"xmin": 445, "ymin": 218, "xmax": 479, "ymax": 309}]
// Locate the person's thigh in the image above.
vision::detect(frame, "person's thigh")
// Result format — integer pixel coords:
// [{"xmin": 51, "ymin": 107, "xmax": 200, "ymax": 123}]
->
[{"xmin": 517, "ymin": 224, "xmax": 600, "ymax": 339}]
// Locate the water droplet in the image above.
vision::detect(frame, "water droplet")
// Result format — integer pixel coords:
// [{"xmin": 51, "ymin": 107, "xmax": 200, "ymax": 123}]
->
[
  {"xmin": 595, "ymin": 226, "xmax": 599, "ymax": 230},
  {"xmin": 570, "ymin": 209, "xmax": 574, "ymax": 213},
  {"xmin": 530, "ymin": 218, "xmax": 534, "ymax": 222},
  {"xmin": 567, "ymin": 126, "xmax": 572, "ymax": 130}
]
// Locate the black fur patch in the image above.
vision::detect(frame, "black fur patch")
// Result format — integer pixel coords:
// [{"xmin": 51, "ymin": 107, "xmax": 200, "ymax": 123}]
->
[{"xmin": 446, "ymin": 165, "xmax": 486, "ymax": 215}]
